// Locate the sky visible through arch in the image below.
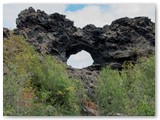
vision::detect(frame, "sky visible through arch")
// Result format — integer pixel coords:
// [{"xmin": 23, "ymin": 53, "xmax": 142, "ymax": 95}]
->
[
  {"xmin": 3, "ymin": 4, "xmax": 155, "ymax": 68},
  {"xmin": 67, "ymin": 50, "xmax": 93, "ymax": 69}
]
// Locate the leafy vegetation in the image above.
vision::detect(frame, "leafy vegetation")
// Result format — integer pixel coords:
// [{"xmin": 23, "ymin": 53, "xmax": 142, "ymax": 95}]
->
[
  {"xmin": 95, "ymin": 55, "xmax": 155, "ymax": 116},
  {"xmin": 3, "ymin": 34, "xmax": 86, "ymax": 116},
  {"xmin": 3, "ymin": 34, "xmax": 155, "ymax": 116}
]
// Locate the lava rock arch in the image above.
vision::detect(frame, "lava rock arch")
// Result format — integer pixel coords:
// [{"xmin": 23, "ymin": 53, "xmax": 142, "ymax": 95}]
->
[{"xmin": 13, "ymin": 7, "xmax": 155, "ymax": 69}]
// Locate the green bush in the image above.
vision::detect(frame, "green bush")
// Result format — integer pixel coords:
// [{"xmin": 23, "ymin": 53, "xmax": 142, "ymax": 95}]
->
[
  {"xmin": 95, "ymin": 66, "xmax": 126, "ymax": 115},
  {"xmin": 3, "ymin": 34, "xmax": 85, "ymax": 116},
  {"xmin": 31, "ymin": 55, "xmax": 85, "ymax": 115},
  {"xmin": 95, "ymin": 55, "xmax": 155, "ymax": 116},
  {"xmin": 4, "ymin": 34, "xmax": 37, "ymax": 115}
]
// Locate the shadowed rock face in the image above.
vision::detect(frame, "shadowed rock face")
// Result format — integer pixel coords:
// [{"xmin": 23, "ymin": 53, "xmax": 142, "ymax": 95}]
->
[
  {"xmin": 13, "ymin": 7, "xmax": 155, "ymax": 70},
  {"xmin": 3, "ymin": 28, "xmax": 10, "ymax": 39}
]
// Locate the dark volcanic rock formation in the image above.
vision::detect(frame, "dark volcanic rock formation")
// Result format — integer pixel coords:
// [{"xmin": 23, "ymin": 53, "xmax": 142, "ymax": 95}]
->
[
  {"xmin": 13, "ymin": 7, "xmax": 155, "ymax": 97},
  {"xmin": 4, "ymin": 7, "xmax": 155, "ymax": 115},
  {"xmin": 3, "ymin": 28, "xmax": 10, "ymax": 39},
  {"xmin": 67, "ymin": 65, "xmax": 100, "ymax": 98},
  {"xmin": 14, "ymin": 7, "xmax": 155, "ymax": 70}
]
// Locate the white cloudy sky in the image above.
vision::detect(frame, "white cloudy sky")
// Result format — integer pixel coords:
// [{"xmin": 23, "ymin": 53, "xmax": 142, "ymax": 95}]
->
[
  {"xmin": 67, "ymin": 50, "xmax": 93, "ymax": 69},
  {"xmin": 3, "ymin": 4, "xmax": 155, "ymax": 68},
  {"xmin": 3, "ymin": 4, "xmax": 155, "ymax": 28}
]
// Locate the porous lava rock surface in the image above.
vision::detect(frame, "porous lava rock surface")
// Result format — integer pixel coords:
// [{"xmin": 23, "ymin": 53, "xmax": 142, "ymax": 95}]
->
[{"xmin": 14, "ymin": 7, "xmax": 155, "ymax": 69}]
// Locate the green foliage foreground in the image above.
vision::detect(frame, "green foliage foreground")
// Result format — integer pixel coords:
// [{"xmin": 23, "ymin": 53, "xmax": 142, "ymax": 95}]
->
[
  {"xmin": 3, "ymin": 34, "xmax": 155, "ymax": 116},
  {"xmin": 95, "ymin": 55, "xmax": 155, "ymax": 116},
  {"xmin": 3, "ymin": 35, "xmax": 86, "ymax": 115}
]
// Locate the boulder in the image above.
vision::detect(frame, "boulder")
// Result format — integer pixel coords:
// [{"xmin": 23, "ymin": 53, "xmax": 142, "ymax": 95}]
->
[{"xmin": 3, "ymin": 28, "xmax": 10, "ymax": 39}]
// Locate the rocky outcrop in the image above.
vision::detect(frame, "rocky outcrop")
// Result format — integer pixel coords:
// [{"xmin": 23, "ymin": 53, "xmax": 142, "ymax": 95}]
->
[
  {"xmin": 3, "ymin": 28, "xmax": 10, "ymax": 39},
  {"xmin": 68, "ymin": 65, "xmax": 100, "ymax": 98},
  {"xmin": 11, "ymin": 6, "xmax": 155, "ymax": 98},
  {"xmin": 3, "ymin": 7, "xmax": 155, "ymax": 116},
  {"xmin": 13, "ymin": 7, "xmax": 155, "ymax": 70}
]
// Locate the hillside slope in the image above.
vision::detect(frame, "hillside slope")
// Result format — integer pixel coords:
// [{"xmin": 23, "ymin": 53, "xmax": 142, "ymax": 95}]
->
[{"xmin": 3, "ymin": 7, "xmax": 155, "ymax": 116}]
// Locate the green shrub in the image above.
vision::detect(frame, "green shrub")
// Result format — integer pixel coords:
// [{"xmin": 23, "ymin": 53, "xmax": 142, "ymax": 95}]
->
[
  {"xmin": 4, "ymin": 34, "xmax": 36, "ymax": 115},
  {"xmin": 95, "ymin": 55, "xmax": 155, "ymax": 116},
  {"xmin": 31, "ymin": 55, "xmax": 84, "ymax": 115},
  {"xmin": 3, "ymin": 34, "xmax": 85, "ymax": 116},
  {"xmin": 95, "ymin": 66, "xmax": 126, "ymax": 115}
]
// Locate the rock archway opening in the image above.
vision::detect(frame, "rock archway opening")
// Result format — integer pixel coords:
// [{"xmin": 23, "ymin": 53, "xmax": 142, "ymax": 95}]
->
[{"xmin": 67, "ymin": 50, "xmax": 94, "ymax": 69}]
